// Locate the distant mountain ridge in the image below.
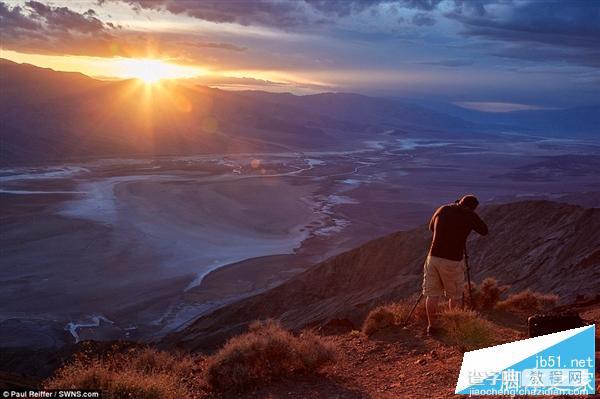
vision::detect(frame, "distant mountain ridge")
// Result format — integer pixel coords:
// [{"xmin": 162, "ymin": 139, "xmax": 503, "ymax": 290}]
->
[{"xmin": 162, "ymin": 200, "xmax": 600, "ymax": 351}]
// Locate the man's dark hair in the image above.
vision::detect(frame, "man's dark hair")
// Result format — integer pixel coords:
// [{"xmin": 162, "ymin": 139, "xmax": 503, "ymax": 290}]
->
[{"xmin": 459, "ymin": 194, "xmax": 479, "ymax": 210}]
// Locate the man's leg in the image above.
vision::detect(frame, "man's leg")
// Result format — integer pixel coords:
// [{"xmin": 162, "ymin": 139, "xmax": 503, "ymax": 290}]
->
[
  {"xmin": 448, "ymin": 297, "xmax": 460, "ymax": 310},
  {"xmin": 438, "ymin": 258, "xmax": 465, "ymax": 312},
  {"xmin": 426, "ymin": 295, "xmax": 440, "ymax": 329},
  {"xmin": 423, "ymin": 256, "xmax": 444, "ymax": 335}
]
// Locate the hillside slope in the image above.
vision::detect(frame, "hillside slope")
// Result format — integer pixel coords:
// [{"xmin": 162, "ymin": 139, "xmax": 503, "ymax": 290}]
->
[{"xmin": 163, "ymin": 200, "xmax": 600, "ymax": 350}]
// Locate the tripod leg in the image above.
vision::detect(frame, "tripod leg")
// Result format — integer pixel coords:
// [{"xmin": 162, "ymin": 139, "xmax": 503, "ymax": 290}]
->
[
  {"xmin": 464, "ymin": 245, "xmax": 472, "ymax": 309},
  {"xmin": 402, "ymin": 293, "xmax": 423, "ymax": 327},
  {"xmin": 466, "ymin": 267, "xmax": 473, "ymax": 309}
]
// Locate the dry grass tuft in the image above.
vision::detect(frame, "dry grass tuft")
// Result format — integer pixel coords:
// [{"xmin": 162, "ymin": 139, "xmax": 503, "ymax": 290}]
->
[
  {"xmin": 469, "ymin": 278, "xmax": 510, "ymax": 311},
  {"xmin": 440, "ymin": 308, "xmax": 495, "ymax": 351},
  {"xmin": 362, "ymin": 305, "xmax": 396, "ymax": 335},
  {"xmin": 349, "ymin": 329, "xmax": 362, "ymax": 338},
  {"xmin": 205, "ymin": 319, "xmax": 336, "ymax": 392},
  {"xmin": 496, "ymin": 289, "xmax": 558, "ymax": 314},
  {"xmin": 45, "ymin": 347, "xmax": 196, "ymax": 399}
]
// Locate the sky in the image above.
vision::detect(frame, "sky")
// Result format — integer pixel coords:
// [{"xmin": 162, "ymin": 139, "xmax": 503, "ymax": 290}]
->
[{"xmin": 1, "ymin": 0, "xmax": 599, "ymax": 108}]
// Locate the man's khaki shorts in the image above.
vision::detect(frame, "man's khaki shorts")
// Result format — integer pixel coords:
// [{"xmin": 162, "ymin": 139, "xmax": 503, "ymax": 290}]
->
[{"xmin": 422, "ymin": 255, "xmax": 465, "ymax": 299}]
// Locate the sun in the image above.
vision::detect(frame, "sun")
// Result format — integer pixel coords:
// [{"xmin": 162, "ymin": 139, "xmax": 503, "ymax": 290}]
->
[{"xmin": 113, "ymin": 58, "xmax": 202, "ymax": 84}]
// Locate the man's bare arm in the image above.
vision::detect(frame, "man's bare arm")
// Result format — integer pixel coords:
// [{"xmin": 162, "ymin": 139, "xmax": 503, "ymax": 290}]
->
[
  {"xmin": 471, "ymin": 212, "xmax": 488, "ymax": 236},
  {"xmin": 429, "ymin": 208, "xmax": 441, "ymax": 232}
]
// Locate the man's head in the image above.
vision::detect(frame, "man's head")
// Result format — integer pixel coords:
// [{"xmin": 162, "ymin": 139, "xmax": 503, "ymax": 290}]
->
[{"xmin": 458, "ymin": 194, "xmax": 479, "ymax": 210}]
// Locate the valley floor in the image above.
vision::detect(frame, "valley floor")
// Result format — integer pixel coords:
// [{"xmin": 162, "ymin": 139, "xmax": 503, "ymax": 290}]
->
[{"xmin": 2, "ymin": 133, "xmax": 599, "ymax": 352}]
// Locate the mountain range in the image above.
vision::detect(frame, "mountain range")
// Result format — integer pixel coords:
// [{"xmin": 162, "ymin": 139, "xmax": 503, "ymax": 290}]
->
[
  {"xmin": 0, "ymin": 59, "xmax": 469, "ymax": 165},
  {"xmin": 2, "ymin": 59, "xmax": 598, "ymax": 165}
]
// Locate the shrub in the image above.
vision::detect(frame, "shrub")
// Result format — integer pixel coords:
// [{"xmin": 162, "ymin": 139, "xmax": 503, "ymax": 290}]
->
[
  {"xmin": 45, "ymin": 347, "xmax": 195, "ymax": 399},
  {"xmin": 496, "ymin": 289, "xmax": 558, "ymax": 314},
  {"xmin": 361, "ymin": 297, "xmax": 427, "ymax": 336},
  {"xmin": 205, "ymin": 319, "xmax": 336, "ymax": 391},
  {"xmin": 362, "ymin": 305, "xmax": 396, "ymax": 335},
  {"xmin": 469, "ymin": 278, "xmax": 510, "ymax": 310},
  {"xmin": 440, "ymin": 309, "xmax": 495, "ymax": 351}
]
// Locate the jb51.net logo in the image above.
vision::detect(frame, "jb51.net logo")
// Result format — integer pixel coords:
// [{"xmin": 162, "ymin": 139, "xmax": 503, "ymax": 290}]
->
[{"xmin": 456, "ymin": 324, "xmax": 595, "ymax": 395}]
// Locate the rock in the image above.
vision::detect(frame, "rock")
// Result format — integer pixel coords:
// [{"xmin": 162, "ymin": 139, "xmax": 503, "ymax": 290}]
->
[{"xmin": 415, "ymin": 358, "xmax": 426, "ymax": 365}]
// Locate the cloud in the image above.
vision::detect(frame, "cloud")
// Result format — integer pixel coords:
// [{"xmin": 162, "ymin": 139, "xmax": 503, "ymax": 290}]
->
[
  {"xmin": 115, "ymin": 0, "xmax": 452, "ymax": 28},
  {"xmin": 0, "ymin": 2, "xmax": 41, "ymax": 31},
  {"xmin": 0, "ymin": 1, "xmax": 113, "ymax": 36},
  {"xmin": 0, "ymin": 1, "xmax": 248, "ymax": 63},
  {"xmin": 178, "ymin": 41, "xmax": 247, "ymax": 52},
  {"xmin": 191, "ymin": 75, "xmax": 290, "ymax": 88},
  {"xmin": 452, "ymin": 7, "xmax": 600, "ymax": 49},
  {"xmin": 455, "ymin": 101, "xmax": 553, "ymax": 112},
  {"xmin": 189, "ymin": 73, "xmax": 332, "ymax": 92},
  {"xmin": 492, "ymin": 45, "xmax": 600, "ymax": 69},
  {"xmin": 0, "ymin": 1, "xmax": 124, "ymax": 57},
  {"xmin": 120, "ymin": 0, "xmax": 310, "ymax": 28},
  {"xmin": 25, "ymin": 1, "xmax": 108, "ymax": 33},
  {"xmin": 447, "ymin": 0, "xmax": 600, "ymax": 67},
  {"xmin": 449, "ymin": 0, "xmax": 494, "ymax": 17},
  {"xmin": 419, "ymin": 59, "xmax": 474, "ymax": 67},
  {"xmin": 398, "ymin": 0, "xmax": 443, "ymax": 12},
  {"xmin": 412, "ymin": 12, "xmax": 436, "ymax": 26},
  {"xmin": 305, "ymin": 0, "xmax": 387, "ymax": 17}
]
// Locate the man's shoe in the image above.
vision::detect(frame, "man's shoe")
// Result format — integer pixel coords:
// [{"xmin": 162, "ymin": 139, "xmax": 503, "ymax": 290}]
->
[{"xmin": 427, "ymin": 325, "xmax": 442, "ymax": 337}]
